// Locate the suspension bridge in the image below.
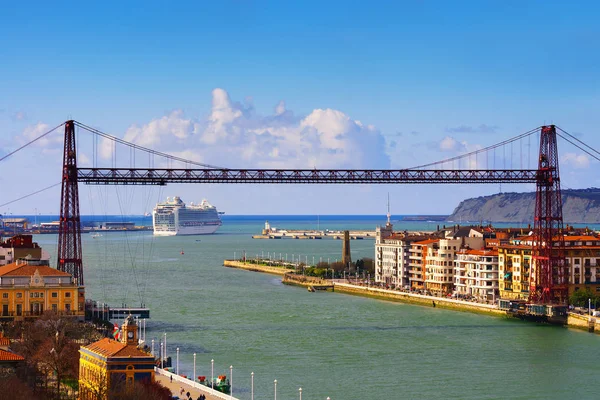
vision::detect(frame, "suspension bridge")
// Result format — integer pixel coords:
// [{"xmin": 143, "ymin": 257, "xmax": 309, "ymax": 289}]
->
[{"xmin": 4, "ymin": 119, "xmax": 600, "ymax": 317}]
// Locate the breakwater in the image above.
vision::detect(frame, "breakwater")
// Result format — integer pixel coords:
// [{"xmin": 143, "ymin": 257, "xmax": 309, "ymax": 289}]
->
[
  {"xmin": 252, "ymin": 230, "xmax": 375, "ymax": 239},
  {"xmin": 223, "ymin": 260, "xmax": 294, "ymax": 275}
]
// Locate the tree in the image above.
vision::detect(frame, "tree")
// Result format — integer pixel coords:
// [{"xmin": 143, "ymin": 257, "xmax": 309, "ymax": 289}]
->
[
  {"xmin": 33, "ymin": 332, "xmax": 80, "ymax": 399},
  {"xmin": 362, "ymin": 258, "xmax": 375, "ymax": 275},
  {"xmin": 330, "ymin": 261, "xmax": 346, "ymax": 273},
  {"xmin": 111, "ymin": 378, "xmax": 172, "ymax": 400},
  {"xmin": 570, "ymin": 289, "xmax": 600, "ymax": 307},
  {"xmin": 8, "ymin": 312, "xmax": 102, "ymax": 398},
  {"xmin": 0, "ymin": 375, "xmax": 49, "ymax": 400}
]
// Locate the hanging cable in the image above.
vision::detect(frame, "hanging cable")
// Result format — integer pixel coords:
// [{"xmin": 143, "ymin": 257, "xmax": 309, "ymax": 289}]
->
[
  {"xmin": 556, "ymin": 126, "xmax": 600, "ymax": 157},
  {"xmin": 556, "ymin": 133, "xmax": 600, "ymax": 163},
  {"xmin": 73, "ymin": 121, "xmax": 224, "ymax": 169},
  {"xmin": 407, "ymin": 126, "xmax": 540, "ymax": 170}
]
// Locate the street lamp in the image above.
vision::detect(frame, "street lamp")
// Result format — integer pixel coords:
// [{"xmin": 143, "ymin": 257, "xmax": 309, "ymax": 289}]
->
[
  {"xmin": 164, "ymin": 333, "xmax": 167, "ymax": 361},
  {"xmin": 176, "ymin": 348, "xmax": 179, "ymax": 375},
  {"xmin": 211, "ymin": 359, "xmax": 214, "ymax": 389},
  {"xmin": 251, "ymin": 372, "xmax": 254, "ymax": 400},
  {"xmin": 274, "ymin": 379, "xmax": 277, "ymax": 400},
  {"xmin": 230, "ymin": 365, "xmax": 233, "ymax": 400},
  {"xmin": 193, "ymin": 353, "xmax": 196, "ymax": 382},
  {"xmin": 160, "ymin": 343, "xmax": 164, "ymax": 369},
  {"xmin": 299, "ymin": 387, "xmax": 302, "ymax": 400}
]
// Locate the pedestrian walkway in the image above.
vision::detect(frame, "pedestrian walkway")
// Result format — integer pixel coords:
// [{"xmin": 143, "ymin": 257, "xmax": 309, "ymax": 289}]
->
[{"xmin": 155, "ymin": 367, "xmax": 239, "ymax": 400}]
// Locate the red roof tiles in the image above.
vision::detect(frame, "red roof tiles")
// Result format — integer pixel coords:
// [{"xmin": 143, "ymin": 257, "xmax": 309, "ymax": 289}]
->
[{"xmin": 0, "ymin": 349, "xmax": 24, "ymax": 362}]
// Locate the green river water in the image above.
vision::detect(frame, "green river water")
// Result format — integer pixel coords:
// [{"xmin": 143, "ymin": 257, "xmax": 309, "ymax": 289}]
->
[{"xmin": 33, "ymin": 217, "xmax": 600, "ymax": 400}]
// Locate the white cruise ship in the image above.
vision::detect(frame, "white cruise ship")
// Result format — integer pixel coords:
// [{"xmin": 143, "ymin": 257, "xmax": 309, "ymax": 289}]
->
[{"xmin": 152, "ymin": 196, "xmax": 222, "ymax": 236}]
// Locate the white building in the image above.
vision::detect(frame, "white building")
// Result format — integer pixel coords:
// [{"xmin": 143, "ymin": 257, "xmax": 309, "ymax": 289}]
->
[
  {"xmin": 454, "ymin": 249, "xmax": 499, "ymax": 301},
  {"xmin": 425, "ymin": 227, "xmax": 485, "ymax": 296},
  {"xmin": 375, "ymin": 220, "xmax": 430, "ymax": 288}
]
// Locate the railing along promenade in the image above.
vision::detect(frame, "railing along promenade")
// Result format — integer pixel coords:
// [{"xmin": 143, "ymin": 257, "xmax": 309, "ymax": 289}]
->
[{"xmin": 155, "ymin": 367, "xmax": 239, "ymax": 400}]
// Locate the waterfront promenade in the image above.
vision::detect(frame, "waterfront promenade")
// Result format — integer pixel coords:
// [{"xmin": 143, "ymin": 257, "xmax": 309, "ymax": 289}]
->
[{"xmin": 155, "ymin": 367, "xmax": 239, "ymax": 400}]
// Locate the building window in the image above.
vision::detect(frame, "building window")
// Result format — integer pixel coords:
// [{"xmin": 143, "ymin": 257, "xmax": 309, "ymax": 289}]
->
[
  {"xmin": 2, "ymin": 293, "xmax": 7, "ymax": 299},
  {"xmin": 52, "ymin": 292, "xmax": 58, "ymax": 298},
  {"xmin": 52, "ymin": 304, "xmax": 57, "ymax": 312},
  {"xmin": 65, "ymin": 292, "xmax": 71, "ymax": 298},
  {"xmin": 16, "ymin": 292, "xmax": 22, "ymax": 298}
]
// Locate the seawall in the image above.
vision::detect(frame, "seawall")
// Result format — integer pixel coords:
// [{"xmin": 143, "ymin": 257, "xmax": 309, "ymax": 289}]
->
[
  {"xmin": 567, "ymin": 312, "xmax": 600, "ymax": 334},
  {"xmin": 223, "ymin": 260, "xmax": 294, "ymax": 276},
  {"xmin": 331, "ymin": 282, "xmax": 505, "ymax": 317}
]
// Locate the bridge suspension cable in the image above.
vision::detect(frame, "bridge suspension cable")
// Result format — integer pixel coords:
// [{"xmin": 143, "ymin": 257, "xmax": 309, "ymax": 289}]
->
[
  {"xmin": 0, "ymin": 182, "xmax": 62, "ymax": 208},
  {"xmin": 0, "ymin": 122, "xmax": 65, "ymax": 163},
  {"xmin": 556, "ymin": 126, "xmax": 600, "ymax": 163},
  {"xmin": 407, "ymin": 126, "xmax": 541, "ymax": 170},
  {"xmin": 73, "ymin": 120, "xmax": 224, "ymax": 169}
]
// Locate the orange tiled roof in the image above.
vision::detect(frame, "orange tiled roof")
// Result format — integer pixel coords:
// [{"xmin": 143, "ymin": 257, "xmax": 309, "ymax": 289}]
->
[
  {"xmin": 0, "ymin": 335, "xmax": 10, "ymax": 347},
  {"xmin": 413, "ymin": 239, "xmax": 439, "ymax": 245},
  {"xmin": 83, "ymin": 338, "xmax": 152, "ymax": 358},
  {"xmin": 462, "ymin": 249, "xmax": 498, "ymax": 256},
  {"xmin": 563, "ymin": 235, "xmax": 599, "ymax": 241},
  {"xmin": 0, "ymin": 349, "xmax": 24, "ymax": 362},
  {"xmin": 0, "ymin": 263, "xmax": 71, "ymax": 277},
  {"xmin": 113, "ymin": 346, "xmax": 153, "ymax": 358}
]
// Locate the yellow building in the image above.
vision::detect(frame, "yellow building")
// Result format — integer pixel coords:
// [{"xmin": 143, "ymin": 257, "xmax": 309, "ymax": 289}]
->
[
  {"xmin": 498, "ymin": 240, "xmax": 532, "ymax": 300},
  {"xmin": 79, "ymin": 315, "xmax": 155, "ymax": 399},
  {"xmin": 0, "ymin": 258, "xmax": 84, "ymax": 320},
  {"xmin": 499, "ymin": 234, "xmax": 600, "ymax": 301}
]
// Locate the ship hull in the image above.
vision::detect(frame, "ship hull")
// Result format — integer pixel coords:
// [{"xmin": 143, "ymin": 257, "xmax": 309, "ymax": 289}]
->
[{"xmin": 153, "ymin": 224, "xmax": 221, "ymax": 236}]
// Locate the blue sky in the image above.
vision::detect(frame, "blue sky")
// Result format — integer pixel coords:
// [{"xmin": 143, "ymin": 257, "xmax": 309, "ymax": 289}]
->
[{"xmin": 1, "ymin": 1, "xmax": 599, "ymax": 215}]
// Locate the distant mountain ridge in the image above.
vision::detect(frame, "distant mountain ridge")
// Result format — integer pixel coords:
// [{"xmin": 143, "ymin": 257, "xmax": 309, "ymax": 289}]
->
[{"xmin": 447, "ymin": 188, "xmax": 600, "ymax": 223}]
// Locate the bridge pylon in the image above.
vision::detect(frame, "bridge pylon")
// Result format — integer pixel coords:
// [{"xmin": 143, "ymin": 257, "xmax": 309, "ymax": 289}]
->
[
  {"xmin": 530, "ymin": 125, "xmax": 568, "ymax": 305},
  {"xmin": 57, "ymin": 120, "xmax": 84, "ymax": 286}
]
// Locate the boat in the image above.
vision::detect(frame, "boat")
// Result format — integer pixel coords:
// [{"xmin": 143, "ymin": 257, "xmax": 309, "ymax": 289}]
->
[
  {"xmin": 152, "ymin": 196, "xmax": 222, "ymax": 236},
  {"xmin": 91, "ymin": 233, "xmax": 102, "ymax": 239},
  {"xmin": 197, "ymin": 375, "xmax": 230, "ymax": 394}
]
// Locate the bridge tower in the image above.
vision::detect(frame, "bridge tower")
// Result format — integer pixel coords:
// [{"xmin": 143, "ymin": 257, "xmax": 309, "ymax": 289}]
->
[
  {"xmin": 57, "ymin": 120, "xmax": 84, "ymax": 286},
  {"xmin": 530, "ymin": 125, "xmax": 567, "ymax": 305}
]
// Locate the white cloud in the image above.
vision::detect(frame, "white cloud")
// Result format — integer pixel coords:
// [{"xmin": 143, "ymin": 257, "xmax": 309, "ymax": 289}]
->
[
  {"xmin": 439, "ymin": 136, "xmax": 461, "ymax": 152},
  {"xmin": 119, "ymin": 88, "xmax": 390, "ymax": 169},
  {"xmin": 123, "ymin": 110, "xmax": 201, "ymax": 149},
  {"xmin": 562, "ymin": 152, "xmax": 590, "ymax": 169},
  {"xmin": 275, "ymin": 100, "xmax": 286, "ymax": 116},
  {"xmin": 21, "ymin": 122, "xmax": 62, "ymax": 148}
]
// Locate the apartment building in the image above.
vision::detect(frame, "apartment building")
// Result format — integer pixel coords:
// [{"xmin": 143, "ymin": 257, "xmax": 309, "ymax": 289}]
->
[
  {"xmin": 408, "ymin": 239, "xmax": 438, "ymax": 291},
  {"xmin": 454, "ymin": 249, "xmax": 499, "ymax": 301},
  {"xmin": 499, "ymin": 234, "xmax": 600, "ymax": 300},
  {"xmin": 375, "ymin": 221, "xmax": 431, "ymax": 288},
  {"xmin": 424, "ymin": 227, "xmax": 485, "ymax": 296},
  {"xmin": 0, "ymin": 235, "xmax": 46, "ymax": 266}
]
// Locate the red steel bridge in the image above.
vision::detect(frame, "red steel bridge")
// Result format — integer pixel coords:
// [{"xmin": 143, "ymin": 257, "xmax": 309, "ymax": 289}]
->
[{"xmin": 53, "ymin": 120, "xmax": 588, "ymax": 308}]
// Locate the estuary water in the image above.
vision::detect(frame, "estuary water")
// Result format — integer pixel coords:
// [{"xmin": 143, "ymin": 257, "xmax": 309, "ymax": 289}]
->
[{"xmin": 33, "ymin": 216, "xmax": 600, "ymax": 400}]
